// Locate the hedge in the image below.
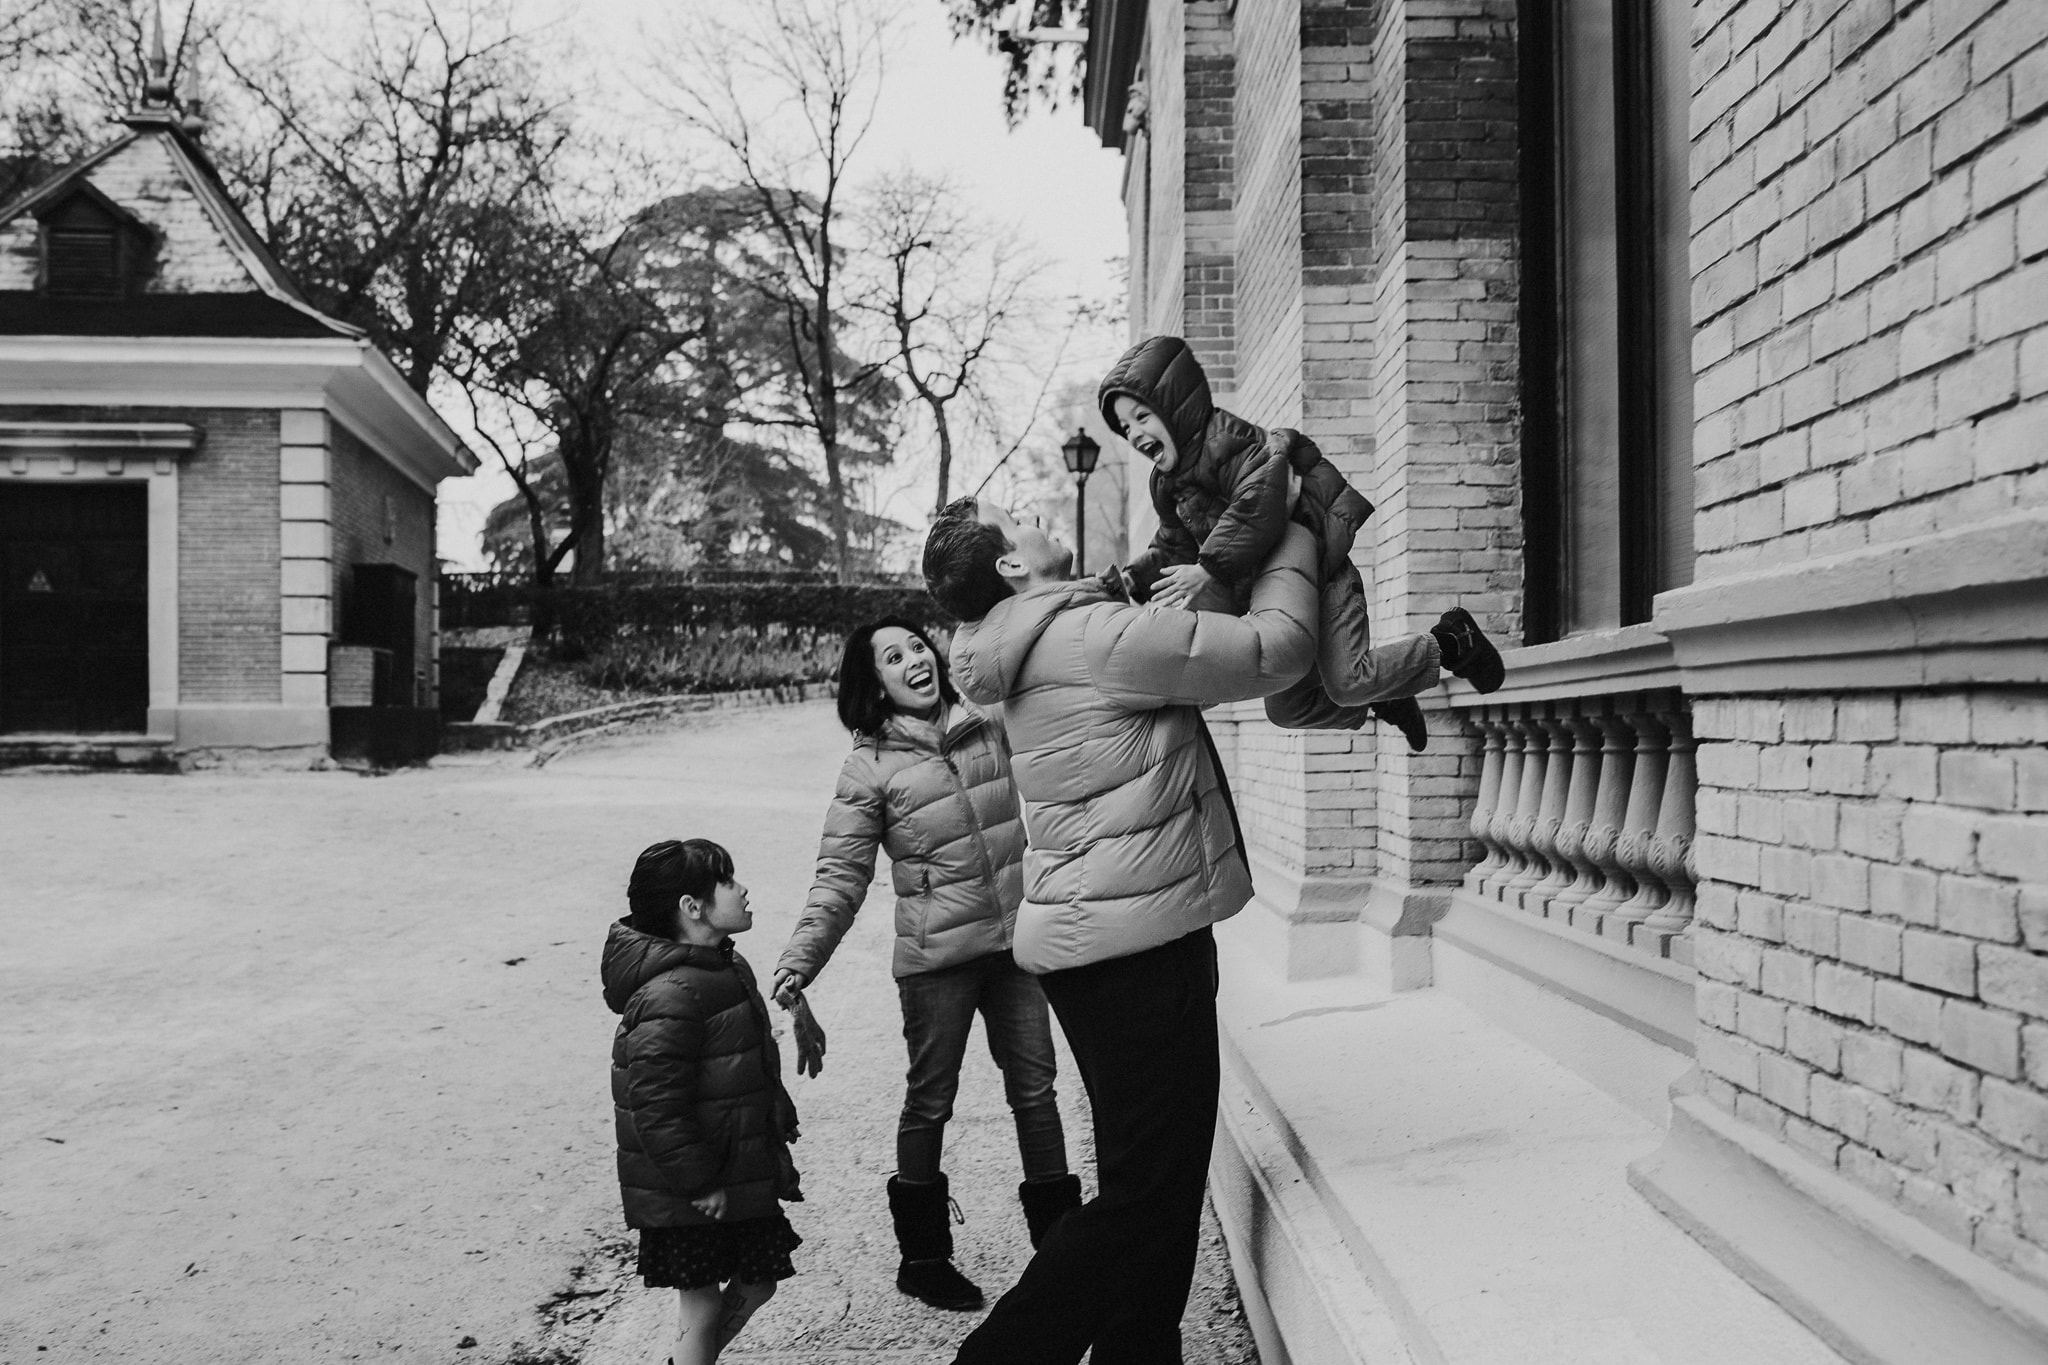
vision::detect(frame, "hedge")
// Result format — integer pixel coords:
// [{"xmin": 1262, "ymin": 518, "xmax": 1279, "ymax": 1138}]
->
[{"xmin": 443, "ymin": 576, "xmax": 952, "ymax": 647}]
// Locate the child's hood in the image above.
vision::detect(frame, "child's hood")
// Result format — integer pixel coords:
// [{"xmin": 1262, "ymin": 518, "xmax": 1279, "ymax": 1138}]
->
[
  {"xmin": 1097, "ymin": 335, "xmax": 1215, "ymax": 463},
  {"xmin": 600, "ymin": 919, "xmax": 730, "ymax": 1014}
]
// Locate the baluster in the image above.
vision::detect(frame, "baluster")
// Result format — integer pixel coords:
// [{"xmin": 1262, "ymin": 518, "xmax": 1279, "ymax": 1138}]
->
[
  {"xmin": 1573, "ymin": 709, "xmax": 1639, "ymax": 925},
  {"xmin": 1463, "ymin": 708, "xmax": 1510, "ymax": 894},
  {"xmin": 1534, "ymin": 711, "xmax": 1601, "ymax": 917},
  {"xmin": 1520, "ymin": 710, "xmax": 1576, "ymax": 914},
  {"xmin": 1499, "ymin": 709, "xmax": 1553, "ymax": 905},
  {"xmin": 1478, "ymin": 712, "xmax": 1529, "ymax": 898},
  {"xmin": 1639, "ymin": 708, "xmax": 1699, "ymax": 940},
  {"xmin": 1605, "ymin": 705, "xmax": 1672, "ymax": 936}
]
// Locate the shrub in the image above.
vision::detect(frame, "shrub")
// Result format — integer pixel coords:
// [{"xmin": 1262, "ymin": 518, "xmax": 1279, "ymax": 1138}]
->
[{"xmin": 574, "ymin": 625, "xmax": 842, "ymax": 694}]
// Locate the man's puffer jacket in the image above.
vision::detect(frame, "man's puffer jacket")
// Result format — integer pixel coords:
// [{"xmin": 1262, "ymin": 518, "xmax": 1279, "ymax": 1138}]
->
[
  {"xmin": 778, "ymin": 704, "xmax": 1025, "ymax": 984},
  {"xmin": 948, "ymin": 524, "xmax": 1323, "ymax": 973},
  {"xmin": 603, "ymin": 923, "xmax": 802, "ymax": 1228},
  {"xmin": 1098, "ymin": 334, "xmax": 1373, "ymax": 608}
]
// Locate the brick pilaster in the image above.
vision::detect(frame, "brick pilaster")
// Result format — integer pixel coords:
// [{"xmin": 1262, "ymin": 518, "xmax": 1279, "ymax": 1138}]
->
[{"xmin": 1368, "ymin": 0, "xmax": 1523, "ymax": 893}]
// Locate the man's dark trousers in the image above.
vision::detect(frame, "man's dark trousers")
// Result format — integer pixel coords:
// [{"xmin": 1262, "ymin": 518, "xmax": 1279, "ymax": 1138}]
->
[{"xmin": 952, "ymin": 927, "xmax": 1221, "ymax": 1365}]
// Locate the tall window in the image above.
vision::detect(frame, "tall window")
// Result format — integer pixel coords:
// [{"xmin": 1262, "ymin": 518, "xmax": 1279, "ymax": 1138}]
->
[{"xmin": 1518, "ymin": 0, "xmax": 1694, "ymax": 640}]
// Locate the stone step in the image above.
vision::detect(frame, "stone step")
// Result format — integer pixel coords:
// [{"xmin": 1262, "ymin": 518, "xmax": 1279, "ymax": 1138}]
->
[{"xmin": 1210, "ymin": 912, "xmax": 1855, "ymax": 1365}]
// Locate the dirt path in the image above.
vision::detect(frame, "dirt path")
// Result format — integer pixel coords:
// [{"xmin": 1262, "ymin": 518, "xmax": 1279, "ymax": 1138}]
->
[{"xmin": 0, "ymin": 703, "xmax": 1254, "ymax": 1364}]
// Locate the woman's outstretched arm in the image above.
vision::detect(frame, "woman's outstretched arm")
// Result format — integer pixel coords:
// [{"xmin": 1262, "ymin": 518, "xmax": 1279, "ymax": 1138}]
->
[{"xmin": 775, "ymin": 751, "xmax": 886, "ymax": 991}]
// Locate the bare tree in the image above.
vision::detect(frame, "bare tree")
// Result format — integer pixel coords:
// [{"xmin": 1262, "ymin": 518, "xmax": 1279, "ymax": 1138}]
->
[
  {"xmin": 853, "ymin": 171, "xmax": 1044, "ymax": 518},
  {"xmin": 644, "ymin": 0, "xmax": 896, "ymax": 580},
  {"xmin": 448, "ymin": 206, "xmax": 700, "ymax": 586},
  {"xmin": 209, "ymin": 0, "xmax": 570, "ymax": 394}
]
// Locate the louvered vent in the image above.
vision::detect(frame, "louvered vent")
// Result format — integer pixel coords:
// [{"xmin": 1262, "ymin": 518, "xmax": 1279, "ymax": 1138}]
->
[{"xmin": 45, "ymin": 226, "xmax": 122, "ymax": 296}]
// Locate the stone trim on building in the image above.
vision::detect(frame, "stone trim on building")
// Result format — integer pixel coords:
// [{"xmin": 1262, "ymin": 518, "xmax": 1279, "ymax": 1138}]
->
[{"xmin": 0, "ymin": 421, "xmax": 194, "ymax": 740}]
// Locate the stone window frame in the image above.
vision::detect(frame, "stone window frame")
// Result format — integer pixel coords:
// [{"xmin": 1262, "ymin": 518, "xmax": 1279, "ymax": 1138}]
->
[{"xmin": 1519, "ymin": 0, "xmax": 1696, "ymax": 642}]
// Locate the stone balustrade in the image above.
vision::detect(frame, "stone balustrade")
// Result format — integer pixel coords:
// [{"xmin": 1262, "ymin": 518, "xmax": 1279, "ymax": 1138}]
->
[{"xmin": 1461, "ymin": 689, "xmax": 1697, "ymax": 960}]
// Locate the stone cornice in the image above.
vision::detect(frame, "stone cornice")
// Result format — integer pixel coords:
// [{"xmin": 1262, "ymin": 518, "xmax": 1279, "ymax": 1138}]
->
[
  {"xmin": 0, "ymin": 334, "xmax": 476, "ymax": 486},
  {"xmin": 1651, "ymin": 509, "xmax": 2048, "ymax": 692},
  {"xmin": 0, "ymin": 421, "xmax": 201, "ymax": 457},
  {"xmin": 1434, "ymin": 511, "xmax": 2048, "ymax": 703},
  {"xmin": 1442, "ymin": 623, "xmax": 1680, "ymax": 708}
]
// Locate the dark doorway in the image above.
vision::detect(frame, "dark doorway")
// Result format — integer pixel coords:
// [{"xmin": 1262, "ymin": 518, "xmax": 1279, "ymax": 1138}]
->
[{"xmin": 0, "ymin": 483, "xmax": 149, "ymax": 734}]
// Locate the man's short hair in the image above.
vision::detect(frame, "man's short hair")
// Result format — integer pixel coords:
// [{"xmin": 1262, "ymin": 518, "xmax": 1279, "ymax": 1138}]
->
[{"xmin": 923, "ymin": 496, "xmax": 1012, "ymax": 623}]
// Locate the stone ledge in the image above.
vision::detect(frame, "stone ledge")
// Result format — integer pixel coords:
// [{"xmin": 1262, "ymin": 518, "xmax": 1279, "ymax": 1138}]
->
[
  {"xmin": 1652, "ymin": 508, "xmax": 2048, "ymax": 692},
  {"xmin": 1442, "ymin": 622, "xmax": 1679, "ymax": 708},
  {"xmin": 1212, "ymin": 1044, "xmax": 1415, "ymax": 1365},
  {"xmin": 1434, "ymin": 890, "xmax": 1697, "ymax": 1054},
  {"xmin": 1209, "ymin": 921, "xmax": 1849, "ymax": 1365},
  {"xmin": 1631, "ymin": 1095, "xmax": 2048, "ymax": 1365}
]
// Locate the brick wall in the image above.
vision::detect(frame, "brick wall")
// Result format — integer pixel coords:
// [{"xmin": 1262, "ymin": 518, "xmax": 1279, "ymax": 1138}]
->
[
  {"xmin": 0, "ymin": 404, "xmax": 281, "ymax": 704},
  {"xmin": 1682, "ymin": 0, "xmax": 2048, "ymax": 1287},
  {"xmin": 330, "ymin": 422, "xmax": 437, "ymax": 705},
  {"xmin": 1692, "ymin": 689, "xmax": 2048, "ymax": 1284},
  {"xmin": 181, "ymin": 408, "xmax": 284, "ymax": 704},
  {"xmin": 1689, "ymin": 0, "xmax": 2048, "ymax": 582}
]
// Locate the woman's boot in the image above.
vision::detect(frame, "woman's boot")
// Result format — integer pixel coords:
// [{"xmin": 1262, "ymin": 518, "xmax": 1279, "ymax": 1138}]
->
[
  {"xmin": 1017, "ymin": 1173, "xmax": 1083, "ymax": 1248},
  {"xmin": 887, "ymin": 1174, "xmax": 984, "ymax": 1310}
]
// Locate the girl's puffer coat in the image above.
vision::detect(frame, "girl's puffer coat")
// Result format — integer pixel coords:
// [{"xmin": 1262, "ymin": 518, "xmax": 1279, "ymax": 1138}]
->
[
  {"xmin": 603, "ymin": 923, "xmax": 802, "ymax": 1228},
  {"xmin": 1098, "ymin": 334, "xmax": 1374, "ymax": 609},
  {"xmin": 777, "ymin": 704, "xmax": 1025, "ymax": 983}
]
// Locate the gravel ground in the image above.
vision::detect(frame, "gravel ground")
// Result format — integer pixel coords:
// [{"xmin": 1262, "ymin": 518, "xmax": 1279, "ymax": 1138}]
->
[{"xmin": 0, "ymin": 701, "xmax": 1255, "ymax": 1364}]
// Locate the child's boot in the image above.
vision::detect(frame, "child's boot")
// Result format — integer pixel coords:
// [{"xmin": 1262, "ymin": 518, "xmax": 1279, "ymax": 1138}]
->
[
  {"xmin": 1017, "ymin": 1173, "xmax": 1083, "ymax": 1248},
  {"xmin": 1432, "ymin": 607, "xmax": 1506, "ymax": 693},
  {"xmin": 1370, "ymin": 697, "xmax": 1429, "ymax": 752},
  {"xmin": 887, "ymin": 1174, "xmax": 983, "ymax": 1310}
]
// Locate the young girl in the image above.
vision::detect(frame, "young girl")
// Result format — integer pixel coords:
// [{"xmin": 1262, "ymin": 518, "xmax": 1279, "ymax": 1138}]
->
[
  {"xmin": 1098, "ymin": 334, "xmax": 1507, "ymax": 748},
  {"xmin": 603, "ymin": 839, "xmax": 802, "ymax": 1365},
  {"xmin": 771, "ymin": 616, "xmax": 1080, "ymax": 1311}
]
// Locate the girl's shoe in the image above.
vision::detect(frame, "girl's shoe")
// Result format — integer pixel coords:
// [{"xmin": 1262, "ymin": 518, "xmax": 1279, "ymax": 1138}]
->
[
  {"xmin": 1018, "ymin": 1174, "xmax": 1083, "ymax": 1248},
  {"xmin": 887, "ymin": 1174, "xmax": 984, "ymax": 1311},
  {"xmin": 1370, "ymin": 697, "xmax": 1429, "ymax": 752}
]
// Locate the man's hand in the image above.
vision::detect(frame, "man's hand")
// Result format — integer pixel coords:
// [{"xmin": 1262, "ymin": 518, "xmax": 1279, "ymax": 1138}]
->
[
  {"xmin": 690, "ymin": 1188, "xmax": 728, "ymax": 1220},
  {"xmin": 787, "ymin": 991, "xmax": 827, "ymax": 1078},
  {"xmin": 771, "ymin": 967, "xmax": 807, "ymax": 1010},
  {"xmin": 1152, "ymin": 562, "xmax": 1214, "ymax": 611}
]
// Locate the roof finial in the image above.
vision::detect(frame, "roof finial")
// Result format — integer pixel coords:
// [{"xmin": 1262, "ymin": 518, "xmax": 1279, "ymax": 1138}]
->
[{"xmin": 141, "ymin": 0, "xmax": 176, "ymax": 109}]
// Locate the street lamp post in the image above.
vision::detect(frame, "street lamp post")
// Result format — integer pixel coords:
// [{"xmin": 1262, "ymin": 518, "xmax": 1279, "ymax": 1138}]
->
[{"xmin": 1062, "ymin": 427, "xmax": 1102, "ymax": 575}]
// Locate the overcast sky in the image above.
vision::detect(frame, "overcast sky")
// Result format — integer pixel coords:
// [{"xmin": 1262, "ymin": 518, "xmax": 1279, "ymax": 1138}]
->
[{"xmin": 434, "ymin": 0, "xmax": 1132, "ymax": 570}]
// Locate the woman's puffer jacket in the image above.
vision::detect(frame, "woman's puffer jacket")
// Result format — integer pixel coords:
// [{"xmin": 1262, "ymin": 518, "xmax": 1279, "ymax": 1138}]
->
[
  {"xmin": 1099, "ymin": 334, "xmax": 1373, "ymax": 608},
  {"xmin": 778, "ymin": 704, "xmax": 1025, "ymax": 983},
  {"xmin": 603, "ymin": 922, "xmax": 802, "ymax": 1228},
  {"xmin": 948, "ymin": 525, "xmax": 1323, "ymax": 973}
]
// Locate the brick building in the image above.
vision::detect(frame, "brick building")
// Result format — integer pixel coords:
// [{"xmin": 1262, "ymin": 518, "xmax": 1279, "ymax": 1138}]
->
[
  {"xmin": 1066, "ymin": 1, "xmax": 2048, "ymax": 1361},
  {"xmin": 0, "ymin": 75, "xmax": 473, "ymax": 767}
]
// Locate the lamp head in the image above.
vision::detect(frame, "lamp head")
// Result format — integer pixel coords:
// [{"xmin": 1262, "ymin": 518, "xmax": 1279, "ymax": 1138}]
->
[{"xmin": 1061, "ymin": 427, "xmax": 1101, "ymax": 477}]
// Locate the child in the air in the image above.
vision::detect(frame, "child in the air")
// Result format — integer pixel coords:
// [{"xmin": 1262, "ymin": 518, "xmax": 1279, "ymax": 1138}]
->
[{"xmin": 1098, "ymin": 335, "xmax": 1504, "ymax": 748}]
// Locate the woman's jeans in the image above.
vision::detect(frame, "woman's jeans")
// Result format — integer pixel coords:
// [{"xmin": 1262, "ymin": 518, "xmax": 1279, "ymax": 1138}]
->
[{"xmin": 896, "ymin": 950, "xmax": 1068, "ymax": 1184}]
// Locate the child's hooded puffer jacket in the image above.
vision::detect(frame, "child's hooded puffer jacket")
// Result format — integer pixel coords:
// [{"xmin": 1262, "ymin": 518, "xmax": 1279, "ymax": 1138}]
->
[
  {"xmin": 1098, "ymin": 334, "xmax": 1373, "ymax": 608},
  {"xmin": 603, "ymin": 921, "xmax": 802, "ymax": 1228}
]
